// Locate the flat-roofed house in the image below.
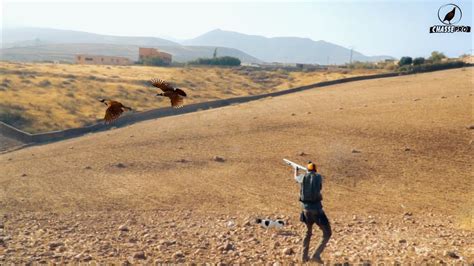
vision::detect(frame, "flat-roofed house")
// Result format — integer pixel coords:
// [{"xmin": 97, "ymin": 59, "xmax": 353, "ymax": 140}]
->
[{"xmin": 139, "ymin": 48, "xmax": 172, "ymax": 64}]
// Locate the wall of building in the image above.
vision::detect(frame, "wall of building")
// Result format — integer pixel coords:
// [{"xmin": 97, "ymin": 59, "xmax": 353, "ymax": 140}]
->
[
  {"xmin": 75, "ymin": 55, "xmax": 131, "ymax": 65},
  {"xmin": 138, "ymin": 48, "xmax": 172, "ymax": 64}
]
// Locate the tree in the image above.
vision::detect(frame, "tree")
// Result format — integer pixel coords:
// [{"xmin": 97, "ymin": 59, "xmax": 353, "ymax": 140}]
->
[
  {"xmin": 413, "ymin": 57, "xmax": 425, "ymax": 66},
  {"xmin": 213, "ymin": 48, "xmax": 218, "ymax": 59},
  {"xmin": 399, "ymin": 57, "xmax": 413, "ymax": 66},
  {"xmin": 429, "ymin": 51, "xmax": 446, "ymax": 62}
]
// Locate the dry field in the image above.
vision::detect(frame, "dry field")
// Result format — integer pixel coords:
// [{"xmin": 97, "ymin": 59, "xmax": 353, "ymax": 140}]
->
[
  {"xmin": 0, "ymin": 68, "xmax": 472, "ymax": 264},
  {"xmin": 0, "ymin": 61, "xmax": 383, "ymax": 133}
]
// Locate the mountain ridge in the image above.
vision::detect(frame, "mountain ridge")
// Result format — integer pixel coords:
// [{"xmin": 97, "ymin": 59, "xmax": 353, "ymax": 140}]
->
[{"xmin": 183, "ymin": 29, "xmax": 393, "ymax": 64}]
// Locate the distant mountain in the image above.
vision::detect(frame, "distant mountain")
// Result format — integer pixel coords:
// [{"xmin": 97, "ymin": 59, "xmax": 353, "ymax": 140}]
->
[
  {"xmin": 2, "ymin": 27, "xmax": 179, "ymax": 47},
  {"xmin": 0, "ymin": 43, "xmax": 261, "ymax": 63},
  {"xmin": 0, "ymin": 28, "xmax": 261, "ymax": 63},
  {"xmin": 1, "ymin": 27, "xmax": 393, "ymax": 65},
  {"xmin": 183, "ymin": 29, "xmax": 393, "ymax": 65}
]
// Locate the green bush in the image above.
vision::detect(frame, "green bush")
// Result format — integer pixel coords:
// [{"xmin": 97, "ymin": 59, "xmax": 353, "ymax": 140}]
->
[
  {"xmin": 140, "ymin": 57, "xmax": 170, "ymax": 66},
  {"xmin": 398, "ymin": 61, "xmax": 466, "ymax": 73},
  {"xmin": 429, "ymin": 51, "xmax": 446, "ymax": 63},
  {"xmin": 413, "ymin": 57, "xmax": 425, "ymax": 66},
  {"xmin": 188, "ymin": 56, "xmax": 241, "ymax": 66},
  {"xmin": 399, "ymin": 57, "xmax": 413, "ymax": 66}
]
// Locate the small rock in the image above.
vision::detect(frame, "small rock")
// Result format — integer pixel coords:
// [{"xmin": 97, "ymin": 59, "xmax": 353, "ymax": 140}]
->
[
  {"xmin": 291, "ymin": 113, "xmax": 296, "ymax": 116},
  {"xmin": 467, "ymin": 125, "xmax": 474, "ymax": 130},
  {"xmin": 133, "ymin": 251, "xmax": 146, "ymax": 260},
  {"xmin": 444, "ymin": 251, "xmax": 460, "ymax": 259},
  {"xmin": 404, "ymin": 147, "xmax": 411, "ymax": 151},
  {"xmin": 298, "ymin": 151, "xmax": 307, "ymax": 156},
  {"xmin": 84, "ymin": 166, "xmax": 92, "ymax": 170},
  {"xmin": 213, "ymin": 156, "xmax": 225, "ymax": 162},
  {"xmin": 176, "ymin": 159, "xmax": 188, "ymax": 163},
  {"xmin": 48, "ymin": 242, "xmax": 64, "ymax": 250},
  {"xmin": 351, "ymin": 149, "xmax": 361, "ymax": 153},
  {"xmin": 413, "ymin": 98, "xmax": 420, "ymax": 101},
  {"xmin": 118, "ymin": 225, "xmax": 129, "ymax": 231},
  {"xmin": 173, "ymin": 251, "xmax": 185, "ymax": 259},
  {"xmin": 21, "ymin": 173, "xmax": 27, "ymax": 177},
  {"xmin": 399, "ymin": 239, "xmax": 407, "ymax": 244},
  {"xmin": 440, "ymin": 96, "xmax": 447, "ymax": 99},
  {"xmin": 272, "ymin": 242, "xmax": 281, "ymax": 249},
  {"xmin": 282, "ymin": 247, "xmax": 294, "ymax": 255},
  {"xmin": 115, "ymin": 163, "xmax": 126, "ymax": 168},
  {"xmin": 223, "ymin": 243, "xmax": 234, "ymax": 251}
]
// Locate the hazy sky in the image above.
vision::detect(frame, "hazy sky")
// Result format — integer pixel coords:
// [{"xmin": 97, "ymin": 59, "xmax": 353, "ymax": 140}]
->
[{"xmin": 2, "ymin": 0, "xmax": 473, "ymax": 58}]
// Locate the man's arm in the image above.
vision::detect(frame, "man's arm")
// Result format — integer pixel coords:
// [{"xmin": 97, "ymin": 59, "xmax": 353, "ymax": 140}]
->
[{"xmin": 294, "ymin": 168, "xmax": 304, "ymax": 183}]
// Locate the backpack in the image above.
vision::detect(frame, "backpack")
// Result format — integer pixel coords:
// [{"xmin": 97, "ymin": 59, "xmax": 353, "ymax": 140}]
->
[{"xmin": 300, "ymin": 172, "xmax": 322, "ymax": 203}]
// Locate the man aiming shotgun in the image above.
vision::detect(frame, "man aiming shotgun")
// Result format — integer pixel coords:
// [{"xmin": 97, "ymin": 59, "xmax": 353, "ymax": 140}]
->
[{"xmin": 284, "ymin": 159, "xmax": 332, "ymax": 263}]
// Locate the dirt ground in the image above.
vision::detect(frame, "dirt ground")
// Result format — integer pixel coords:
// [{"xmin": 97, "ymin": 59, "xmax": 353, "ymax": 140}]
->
[{"xmin": 0, "ymin": 68, "xmax": 472, "ymax": 264}]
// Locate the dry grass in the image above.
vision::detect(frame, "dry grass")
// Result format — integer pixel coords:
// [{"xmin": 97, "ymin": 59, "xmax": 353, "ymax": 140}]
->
[
  {"xmin": 0, "ymin": 61, "xmax": 384, "ymax": 133},
  {"xmin": 0, "ymin": 68, "xmax": 471, "ymax": 222}
]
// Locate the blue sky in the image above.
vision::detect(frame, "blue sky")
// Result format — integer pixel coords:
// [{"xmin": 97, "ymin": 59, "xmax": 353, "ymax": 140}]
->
[{"xmin": 2, "ymin": 0, "xmax": 472, "ymax": 58}]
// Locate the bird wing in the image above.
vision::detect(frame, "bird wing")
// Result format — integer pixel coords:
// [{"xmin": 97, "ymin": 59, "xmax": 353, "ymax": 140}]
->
[
  {"xmin": 150, "ymin": 79, "xmax": 175, "ymax": 92},
  {"xmin": 104, "ymin": 103, "xmax": 124, "ymax": 123},
  {"xmin": 170, "ymin": 94, "xmax": 184, "ymax": 108},
  {"xmin": 175, "ymin": 88, "xmax": 187, "ymax": 97}
]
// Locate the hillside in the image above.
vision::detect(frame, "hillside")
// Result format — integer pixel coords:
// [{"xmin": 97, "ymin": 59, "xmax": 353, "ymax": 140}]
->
[
  {"xmin": 2, "ymin": 27, "xmax": 179, "ymax": 47},
  {"xmin": 183, "ymin": 29, "xmax": 394, "ymax": 64},
  {"xmin": 0, "ymin": 61, "xmax": 382, "ymax": 133},
  {"xmin": 0, "ymin": 28, "xmax": 261, "ymax": 63},
  {"xmin": 0, "ymin": 68, "xmax": 472, "ymax": 264},
  {"xmin": 0, "ymin": 43, "xmax": 261, "ymax": 64}
]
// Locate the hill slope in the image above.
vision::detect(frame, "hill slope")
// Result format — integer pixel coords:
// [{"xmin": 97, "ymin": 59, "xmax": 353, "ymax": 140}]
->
[
  {"xmin": 0, "ymin": 43, "xmax": 261, "ymax": 63},
  {"xmin": 0, "ymin": 69, "xmax": 472, "ymax": 263},
  {"xmin": 2, "ymin": 27, "xmax": 179, "ymax": 47},
  {"xmin": 184, "ymin": 29, "xmax": 393, "ymax": 64},
  {"xmin": 1, "ymin": 28, "xmax": 262, "ymax": 63}
]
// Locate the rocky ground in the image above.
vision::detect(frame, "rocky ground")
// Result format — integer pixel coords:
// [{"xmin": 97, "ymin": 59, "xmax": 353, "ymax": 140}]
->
[
  {"xmin": 1, "ymin": 68, "xmax": 472, "ymax": 264},
  {"xmin": 1, "ymin": 210, "xmax": 472, "ymax": 264}
]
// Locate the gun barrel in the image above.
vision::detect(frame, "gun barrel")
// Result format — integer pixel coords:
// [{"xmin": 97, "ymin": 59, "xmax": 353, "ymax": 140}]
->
[{"xmin": 283, "ymin": 159, "xmax": 308, "ymax": 172}]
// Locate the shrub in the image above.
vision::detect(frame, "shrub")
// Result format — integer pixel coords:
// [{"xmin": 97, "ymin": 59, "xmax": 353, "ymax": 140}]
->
[
  {"xmin": 140, "ymin": 57, "xmax": 170, "ymax": 66},
  {"xmin": 188, "ymin": 56, "xmax": 241, "ymax": 66},
  {"xmin": 429, "ymin": 51, "xmax": 446, "ymax": 63},
  {"xmin": 347, "ymin": 61, "xmax": 379, "ymax": 69},
  {"xmin": 38, "ymin": 79, "xmax": 52, "ymax": 87},
  {"xmin": 398, "ymin": 61, "xmax": 465, "ymax": 73},
  {"xmin": 413, "ymin": 57, "xmax": 425, "ymax": 66},
  {"xmin": 0, "ymin": 104, "xmax": 32, "ymax": 128},
  {"xmin": 399, "ymin": 57, "xmax": 413, "ymax": 66}
]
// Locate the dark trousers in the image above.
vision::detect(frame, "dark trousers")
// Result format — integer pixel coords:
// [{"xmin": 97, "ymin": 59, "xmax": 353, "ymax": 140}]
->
[{"xmin": 302, "ymin": 209, "xmax": 332, "ymax": 261}]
